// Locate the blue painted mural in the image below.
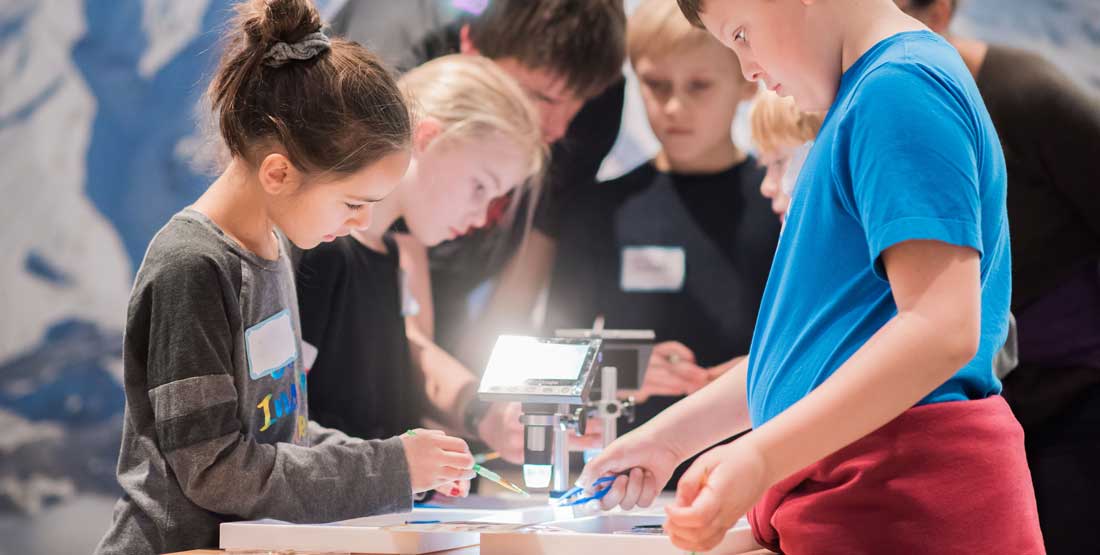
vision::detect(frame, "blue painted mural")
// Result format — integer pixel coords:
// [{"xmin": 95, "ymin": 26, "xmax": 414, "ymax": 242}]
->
[{"xmin": 0, "ymin": 0, "xmax": 1096, "ymax": 553}]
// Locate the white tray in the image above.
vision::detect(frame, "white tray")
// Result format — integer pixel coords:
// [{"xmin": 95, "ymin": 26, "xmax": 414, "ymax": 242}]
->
[
  {"xmin": 480, "ymin": 513, "xmax": 759, "ymax": 555},
  {"xmin": 219, "ymin": 506, "xmax": 561, "ymax": 554}
]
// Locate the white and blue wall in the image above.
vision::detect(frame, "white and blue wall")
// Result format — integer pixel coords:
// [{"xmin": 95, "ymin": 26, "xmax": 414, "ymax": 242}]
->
[{"xmin": 0, "ymin": 1, "xmax": 1096, "ymax": 553}]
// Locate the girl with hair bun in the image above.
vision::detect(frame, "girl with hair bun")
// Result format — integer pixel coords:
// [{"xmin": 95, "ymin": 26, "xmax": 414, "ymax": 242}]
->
[{"xmin": 95, "ymin": 2, "xmax": 475, "ymax": 553}]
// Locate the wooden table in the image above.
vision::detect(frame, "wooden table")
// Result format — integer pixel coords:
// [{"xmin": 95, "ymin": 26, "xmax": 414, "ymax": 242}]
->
[
  {"xmin": 167, "ymin": 549, "xmax": 774, "ymax": 555},
  {"xmin": 165, "ymin": 535, "xmax": 489, "ymax": 554},
  {"xmin": 167, "ymin": 549, "xmax": 482, "ymax": 555}
]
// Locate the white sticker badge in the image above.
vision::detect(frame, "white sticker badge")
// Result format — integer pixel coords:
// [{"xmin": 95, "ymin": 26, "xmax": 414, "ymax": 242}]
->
[
  {"xmin": 245, "ymin": 309, "xmax": 298, "ymax": 380},
  {"xmin": 300, "ymin": 340, "xmax": 319, "ymax": 372},
  {"xmin": 620, "ymin": 246, "xmax": 686, "ymax": 292}
]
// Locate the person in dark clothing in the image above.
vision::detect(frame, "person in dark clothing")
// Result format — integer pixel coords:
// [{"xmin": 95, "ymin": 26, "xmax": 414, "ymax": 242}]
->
[
  {"xmin": 394, "ymin": 1, "xmax": 629, "ymax": 371},
  {"xmin": 297, "ymin": 234, "xmax": 421, "ymax": 442},
  {"xmin": 899, "ymin": 2, "xmax": 1100, "ymax": 553},
  {"xmin": 297, "ymin": 55, "xmax": 551, "ymax": 467},
  {"xmin": 546, "ymin": 0, "xmax": 778, "ymax": 489}
]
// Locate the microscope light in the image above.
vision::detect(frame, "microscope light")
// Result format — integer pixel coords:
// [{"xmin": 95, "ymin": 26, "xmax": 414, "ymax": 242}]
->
[{"xmin": 523, "ymin": 464, "xmax": 553, "ymax": 489}]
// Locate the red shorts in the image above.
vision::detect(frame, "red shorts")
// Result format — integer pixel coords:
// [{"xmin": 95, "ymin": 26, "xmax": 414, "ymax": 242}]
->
[{"xmin": 749, "ymin": 396, "xmax": 1045, "ymax": 554}]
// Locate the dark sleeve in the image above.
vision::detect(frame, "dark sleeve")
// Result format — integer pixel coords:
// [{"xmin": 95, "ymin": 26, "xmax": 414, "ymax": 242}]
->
[
  {"xmin": 1028, "ymin": 63, "xmax": 1100, "ymax": 238},
  {"xmin": 295, "ymin": 244, "xmax": 346, "ymax": 354},
  {"xmin": 295, "ymin": 244, "xmax": 359, "ymax": 434},
  {"xmin": 543, "ymin": 190, "xmax": 606, "ymax": 332},
  {"xmin": 395, "ymin": 20, "xmax": 463, "ymax": 73},
  {"xmin": 141, "ymin": 253, "xmax": 412, "ymax": 523},
  {"xmin": 534, "ymin": 77, "xmax": 626, "ymax": 238}
]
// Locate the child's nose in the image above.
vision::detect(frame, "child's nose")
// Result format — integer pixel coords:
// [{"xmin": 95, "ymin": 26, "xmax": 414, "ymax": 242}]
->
[
  {"xmin": 761, "ymin": 175, "xmax": 780, "ymax": 197},
  {"xmin": 664, "ymin": 95, "xmax": 684, "ymax": 116},
  {"xmin": 742, "ymin": 61, "xmax": 764, "ymax": 83},
  {"xmin": 470, "ymin": 208, "xmax": 488, "ymax": 230}
]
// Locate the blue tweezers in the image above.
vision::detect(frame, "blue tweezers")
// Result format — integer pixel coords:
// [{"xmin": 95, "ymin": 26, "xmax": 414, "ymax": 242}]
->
[{"xmin": 555, "ymin": 475, "xmax": 618, "ymax": 507}]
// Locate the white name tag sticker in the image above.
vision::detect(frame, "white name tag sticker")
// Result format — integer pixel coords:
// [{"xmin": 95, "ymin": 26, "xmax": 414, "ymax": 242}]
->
[
  {"xmin": 300, "ymin": 340, "xmax": 319, "ymax": 372},
  {"xmin": 245, "ymin": 309, "xmax": 298, "ymax": 381},
  {"xmin": 621, "ymin": 246, "xmax": 686, "ymax": 292}
]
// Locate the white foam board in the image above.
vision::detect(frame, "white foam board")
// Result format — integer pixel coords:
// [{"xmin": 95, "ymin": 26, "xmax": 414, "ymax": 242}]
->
[
  {"xmin": 219, "ymin": 506, "xmax": 563, "ymax": 554},
  {"xmin": 480, "ymin": 513, "xmax": 759, "ymax": 555}
]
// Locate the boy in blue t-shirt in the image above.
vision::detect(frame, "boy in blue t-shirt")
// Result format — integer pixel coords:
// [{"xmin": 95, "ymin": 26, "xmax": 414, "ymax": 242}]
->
[{"xmin": 579, "ymin": 1, "xmax": 1044, "ymax": 552}]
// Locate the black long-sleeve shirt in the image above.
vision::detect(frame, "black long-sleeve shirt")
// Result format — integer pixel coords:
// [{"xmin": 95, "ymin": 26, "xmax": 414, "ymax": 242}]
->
[
  {"xmin": 978, "ymin": 44, "xmax": 1100, "ymax": 308},
  {"xmin": 296, "ymin": 235, "xmax": 424, "ymax": 442},
  {"xmin": 977, "ymin": 44, "xmax": 1100, "ymax": 370}
]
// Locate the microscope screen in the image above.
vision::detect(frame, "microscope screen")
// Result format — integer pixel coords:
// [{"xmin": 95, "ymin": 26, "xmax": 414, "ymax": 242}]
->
[{"xmin": 482, "ymin": 336, "xmax": 592, "ymax": 386}]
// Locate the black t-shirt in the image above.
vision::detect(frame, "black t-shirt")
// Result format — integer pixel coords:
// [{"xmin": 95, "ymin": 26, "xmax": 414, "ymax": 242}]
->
[
  {"xmin": 546, "ymin": 158, "xmax": 778, "ymax": 367},
  {"xmin": 296, "ymin": 235, "xmax": 423, "ymax": 441},
  {"xmin": 402, "ymin": 21, "xmax": 626, "ymax": 358},
  {"xmin": 545, "ymin": 158, "xmax": 778, "ymax": 485},
  {"xmin": 545, "ymin": 158, "xmax": 779, "ymax": 487}
]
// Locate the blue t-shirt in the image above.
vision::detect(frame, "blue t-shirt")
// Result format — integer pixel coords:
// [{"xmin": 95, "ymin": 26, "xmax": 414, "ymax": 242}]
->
[{"xmin": 746, "ymin": 31, "xmax": 1010, "ymax": 427}]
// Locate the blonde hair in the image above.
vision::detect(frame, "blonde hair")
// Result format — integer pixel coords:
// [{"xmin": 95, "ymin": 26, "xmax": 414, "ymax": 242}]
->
[
  {"xmin": 750, "ymin": 91, "xmax": 825, "ymax": 155},
  {"xmin": 398, "ymin": 55, "xmax": 546, "ymax": 228},
  {"xmin": 627, "ymin": 0, "xmax": 738, "ymax": 68}
]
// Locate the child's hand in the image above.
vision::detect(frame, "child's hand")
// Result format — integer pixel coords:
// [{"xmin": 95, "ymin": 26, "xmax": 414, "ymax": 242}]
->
[
  {"xmin": 568, "ymin": 416, "xmax": 604, "ymax": 452},
  {"xmin": 664, "ymin": 442, "xmax": 770, "ymax": 552},
  {"xmin": 628, "ymin": 341, "xmax": 709, "ymax": 403},
  {"xmin": 577, "ymin": 426, "xmax": 682, "ymax": 511},
  {"xmin": 399, "ymin": 429, "xmax": 475, "ymax": 494},
  {"xmin": 434, "ymin": 478, "xmax": 470, "ymax": 498},
  {"xmin": 477, "ymin": 402, "xmax": 524, "ymax": 463}
]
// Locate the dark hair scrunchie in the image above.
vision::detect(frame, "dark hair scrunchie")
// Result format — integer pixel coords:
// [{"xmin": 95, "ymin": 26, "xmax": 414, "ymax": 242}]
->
[{"xmin": 262, "ymin": 31, "xmax": 330, "ymax": 67}]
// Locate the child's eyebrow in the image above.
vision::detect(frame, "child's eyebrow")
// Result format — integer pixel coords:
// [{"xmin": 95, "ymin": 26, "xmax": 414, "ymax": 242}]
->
[{"xmin": 347, "ymin": 193, "xmax": 387, "ymax": 203}]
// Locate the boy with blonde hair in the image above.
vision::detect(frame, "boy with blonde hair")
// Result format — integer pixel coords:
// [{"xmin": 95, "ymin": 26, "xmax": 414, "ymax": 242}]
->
[
  {"xmin": 749, "ymin": 91, "xmax": 823, "ymax": 218},
  {"xmin": 547, "ymin": 0, "xmax": 779, "ymax": 491},
  {"xmin": 582, "ymin": 1, "xmax": 1044, "ymax": 552}
]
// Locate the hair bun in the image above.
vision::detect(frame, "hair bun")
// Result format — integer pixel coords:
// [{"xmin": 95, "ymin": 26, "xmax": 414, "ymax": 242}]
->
[
  {"xmin": 238, "ymin": 0, "xmax": 322, "ymax": 48},
  {"xmin": 208, "ymin": 0, "xmax": 410, "ymax": 178}
]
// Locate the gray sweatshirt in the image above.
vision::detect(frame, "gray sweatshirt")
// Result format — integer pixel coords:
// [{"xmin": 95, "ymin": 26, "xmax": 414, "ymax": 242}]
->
[{"xmin": 95, "ymin": 209, "xmax": 412, "ymax": 555}]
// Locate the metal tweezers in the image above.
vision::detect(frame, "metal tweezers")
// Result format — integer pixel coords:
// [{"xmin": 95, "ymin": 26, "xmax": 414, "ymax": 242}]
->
[{"xmin": 555, "ymin": 475, "xmax": 618, "ymax": 507}]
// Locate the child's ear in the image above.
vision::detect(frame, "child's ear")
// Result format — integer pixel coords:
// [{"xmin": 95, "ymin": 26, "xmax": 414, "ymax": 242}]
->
[
  {"xmin": 459, "ymin": 24, "xmax": 480, "ymax": 56},
  {"xmin": 257, "ymin": 153, "xmax": 303, "ymax": 195},
  {"xmin": 413, "ymin": 117, "xmax": 444, "ymax": 155}
]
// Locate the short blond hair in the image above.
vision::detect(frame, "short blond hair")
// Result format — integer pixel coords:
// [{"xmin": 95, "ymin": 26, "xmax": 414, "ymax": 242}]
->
[
  {"xmin": 627, "ymin": 0, "xmax": 738, "ymax": 68},
  {"xmin": 750, "ymin": 91, "xmax": 825, "ymax": 155},
  {"xmin": 399, "ymin": 55, "xmax": 545, "ymax": 178},
  {"xmin": 399, "ymin": 55, "xmax": 547, "ymax": 228}
]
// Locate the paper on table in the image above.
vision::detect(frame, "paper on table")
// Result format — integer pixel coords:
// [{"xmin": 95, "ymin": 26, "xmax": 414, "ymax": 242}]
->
[{"xmin": 384, "ymin": 521, "xmax": 531, "ymax": 533}]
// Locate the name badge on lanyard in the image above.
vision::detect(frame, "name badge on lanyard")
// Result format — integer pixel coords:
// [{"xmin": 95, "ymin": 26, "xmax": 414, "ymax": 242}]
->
[
  {"xmin": 245, "ymin": 309, "xmax": 298, "ymax": 380},
  {"xmin": 621, "ymin": 246, "xmax": 686, "ymax": 292}
]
